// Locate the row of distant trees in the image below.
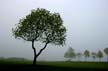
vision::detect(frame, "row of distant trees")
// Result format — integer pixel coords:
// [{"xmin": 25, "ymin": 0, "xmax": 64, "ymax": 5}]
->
[{"xmin": 64, "ymin": 47, "xmax": 108, "ymax": 62}]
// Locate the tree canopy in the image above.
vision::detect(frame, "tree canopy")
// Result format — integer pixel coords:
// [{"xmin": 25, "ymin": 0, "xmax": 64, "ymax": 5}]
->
[
  {"xmin": 12, "ymin": 8, "xmax": 66, "ymax": 45},
  {"xmin": 91, "ymin": 52, "xmax": 97, "ymax": 61},
  {"xmin": 97, "ymin": 50, "xmax": 103, "ymax": 61},
  {"xmin": 104, "ymin": 48, "xmax": 108, "ymax": 56},
  {"xmin": 104, "ymin": 48, "xmax": 108, "ymax": 61},
  {"xmin": 84, "ymin": 50, "xmax": 90, "ymax": 58}
]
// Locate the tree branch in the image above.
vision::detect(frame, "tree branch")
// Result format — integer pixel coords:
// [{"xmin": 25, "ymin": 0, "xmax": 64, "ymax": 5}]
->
[{"xmin": 36, "ymin": 41, "xmax": 49, "ymax": 58}]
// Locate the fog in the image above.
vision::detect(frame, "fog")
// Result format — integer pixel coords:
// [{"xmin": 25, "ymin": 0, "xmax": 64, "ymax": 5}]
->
[{"xmin": 0, "ymin": 0, "xmax": 108, "ymax": 61}]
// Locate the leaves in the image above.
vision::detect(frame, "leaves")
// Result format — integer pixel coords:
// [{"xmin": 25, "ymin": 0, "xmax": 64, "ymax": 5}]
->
[
  {"xmin": 64, "ymin": 47, "xmax": 76, "ymax": 59},
  {"xmin": 84, "ymin": 50, "xmax": 90, "ymax": 58},
  {"xmin": 104, "ymin": 48, "xmax": 108, "ymax": 56},
  {"xmin": 12, "ymin": 8, "xmax": 66, "ymax": 46},
  {"xmin": 97, "ymin": 50, "xmax": 103, "ymax": 58}
]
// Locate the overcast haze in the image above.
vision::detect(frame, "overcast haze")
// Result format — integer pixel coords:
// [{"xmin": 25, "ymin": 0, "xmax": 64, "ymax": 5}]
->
[{"xmin": 0, "ymin": 0, "xmax": 108, "ymax": 61}]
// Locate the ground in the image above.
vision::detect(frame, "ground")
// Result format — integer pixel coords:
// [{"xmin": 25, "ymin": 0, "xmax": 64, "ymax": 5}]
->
[{"xmin": 0, "ymin": 59, "xmax": 108, "ymax": 71}]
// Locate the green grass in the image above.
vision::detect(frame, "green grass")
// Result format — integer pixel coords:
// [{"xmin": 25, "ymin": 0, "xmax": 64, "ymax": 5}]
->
[
  {"xmin": 37, "ymin": 61, "xmax": 108, "ymax": 69},
  {"xmin": 0, "ymin": 59, "xmax": 32, "ymax": 65},
  {"xmin": 0, "ymin": 59, "xmax": 108, "ymax": 69}
]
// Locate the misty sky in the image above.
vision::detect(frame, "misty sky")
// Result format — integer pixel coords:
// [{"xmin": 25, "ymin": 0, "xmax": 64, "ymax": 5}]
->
[{"xmin": 0, "ymin": 0, "xmax": 108, "ymax": 61}]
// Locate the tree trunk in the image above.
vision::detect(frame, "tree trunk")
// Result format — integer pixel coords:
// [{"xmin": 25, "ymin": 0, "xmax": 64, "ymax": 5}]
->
[
  {"xmin": 32, "ymin": 40, "xmax": 36, "ymax": 66},
  {"xmin": 32, "ymin": 40, "xmax": 49, "ymax": 66}
]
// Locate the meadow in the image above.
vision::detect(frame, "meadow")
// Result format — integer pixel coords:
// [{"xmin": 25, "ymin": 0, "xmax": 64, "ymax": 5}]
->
[{"xmin": 0, "ymin": 58, "xmax": 108, "ymax": 71}]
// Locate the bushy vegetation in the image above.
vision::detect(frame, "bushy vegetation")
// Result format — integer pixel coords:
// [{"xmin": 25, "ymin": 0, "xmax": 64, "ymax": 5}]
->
[{"xmin": 64, "ymin": 47, "xmax": 108, "ymax": 62}]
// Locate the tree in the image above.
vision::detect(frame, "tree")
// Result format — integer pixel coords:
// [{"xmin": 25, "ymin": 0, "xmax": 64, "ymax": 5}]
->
[
  {"xmin": 64, "ymin": 52, "xmax": 71, "ymax": 61},
  {"xmin": 97, "ymin": 50, "xmax": 103, "ymax": 61},
  {"xmin": 91, "ymin": 52, "xmax": 97, "ymax": 61},
  {"xmin": 104, "ymin": 48, "xmax": 108, "ymax": 61},
  {"xmin": 64, "ymin": 47, "xmax": 76, "ymax": 61},
  {"xmin": 76, "ymin": 52, "xmax": 82, "ymax": 61},
  {"xmin": 83, "ymin": 50, "xmax": 90, "ymax": 61},
  {"xmin": 12, "ymin": 8, "xmax": 66, "ymax": 65}
]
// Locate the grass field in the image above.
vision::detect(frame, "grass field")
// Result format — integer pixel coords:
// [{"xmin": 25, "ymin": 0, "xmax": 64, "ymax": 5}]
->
[
  {"xmin": 37, "ymin": 61, "xmax": 108, "ymax": 69},
  {"xmin": 0, "ymin": 59, "xmax": 108, "ymax": 71}
]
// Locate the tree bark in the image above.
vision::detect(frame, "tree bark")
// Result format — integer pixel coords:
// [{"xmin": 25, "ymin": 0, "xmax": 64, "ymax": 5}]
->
[{"xmin": 32, "ymin": 40, "xmax": 36, "ymax": 66}]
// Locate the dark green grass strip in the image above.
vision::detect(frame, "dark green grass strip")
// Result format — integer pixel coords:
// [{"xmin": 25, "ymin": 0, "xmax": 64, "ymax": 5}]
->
[
  {"xmin": 37, "ymin": 61, "xmax": 108, "ymax": 69},
  {"xmin": 0, "ymin": 59, "xmax": 108, "ymax": 70}
]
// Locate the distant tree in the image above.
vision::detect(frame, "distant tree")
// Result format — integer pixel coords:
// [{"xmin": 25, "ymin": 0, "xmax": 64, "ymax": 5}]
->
[
  {"xmin": 12, "ymin": 8, "xmax": 66, "ymax": 66},
  {"xmin": 97, "ymin": 50, "xmax": 103, "ymax": 61},
  {"xmin": 76, "ymin": 52, "xmax": 82, "ymax": 61},
  {"xmin": 69, "ymin": 47, "xmax": 76, "ymax": 61},
  {"xmin": 91, "ymin": 52, "xmax": 97, "ymax": 61},
  {"xmin": 84, "ymin": 50, "xmax": 90, "ymax": 61},
  {"xmin": 64, "ymin": 47, "xmax": 76, "ymax": 61},
  {"xmin": 64, "ymin": 51, "xmax": 71, "ymax": 61},
  {"xmin": 104, "ymin": 48, "xmax": 108, "ymax": 61}
]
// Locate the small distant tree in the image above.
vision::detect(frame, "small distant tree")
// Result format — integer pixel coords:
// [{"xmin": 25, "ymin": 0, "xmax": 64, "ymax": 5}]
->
[
  {"xmin": 12, "ymin": 8, "xmax": 66, "ymax": 66},
  {"xmin": 91, "ymin": 52, "xmax": 97, "ymax": 61},
  {"xmin": 84, "ymin": 50, "xmax": 90, "ymax": 61},
  {"xmin": 69, "ymin": 47, "xmax": 76, "ymax": 61},
  {"xmin": 76, "ymin": 52, "xmax": 82, "ymax": 61},
  {"xmin": 64, "ymin": 47, "xmax": 76, "ymax": 61},
  {"xmin": 64, "ymin": 52, "xmax": 71, "ymax": 61},
  {"xmin": 97, "ymin": 50, "xmax": 103, "ymax": 61},
  {"xmin": 104, "ymin": 48, "xmax": 108, "ymax": 61}
]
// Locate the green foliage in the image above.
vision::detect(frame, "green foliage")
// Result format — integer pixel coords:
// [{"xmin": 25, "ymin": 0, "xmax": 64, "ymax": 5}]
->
[
  {"xmin": 64, "ymin": 47, "xmax": 76, "ymax": 60},
  {"xmin": 104, "ymin": 48, "xmax": 108, "ymax": 61},
  {"xmin": 91, "ymin": 52, "xmax": 97, "ymax": 60},
  {"xmin": 84, "ymin": 50, "xmax": 90, "ymax": 58},
  {"xmin": 104, "ymin": 48, "xmax": 108, "ymax": 56},
  {"xmin": 64, "ymin": 52, "xmax": 69, "ymax": 58},
  {"xmin": 12, "ymin": 8, "xmax": 66, "ymax": 45},
  {"xmin": 97, "ymin": 50, "xmax": 103, "ymax": 61},
  {"xmin": 76, "ymin": 53, "xmax": 82, "ymax": 58}
]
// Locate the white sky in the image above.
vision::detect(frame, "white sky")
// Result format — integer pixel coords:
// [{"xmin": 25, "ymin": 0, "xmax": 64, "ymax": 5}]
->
[{"xmin": 0, "ymin": 0, "xmax": 108, "ymax": 61}]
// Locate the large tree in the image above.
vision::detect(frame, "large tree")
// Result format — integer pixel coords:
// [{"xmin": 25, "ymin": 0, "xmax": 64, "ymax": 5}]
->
[
  {"xmin": 104, "ymin": 48, "xmax": 108, "ymax": 61},
  {"xmin": 97, "ymin": 50, "xmax": 103, "ymax": 61},
  {"xmin": 83, "ymin": 50, "xmax": 90, "ymax": 61},
  {"xmin": 12, "ymin": 8, "xmax": 66, "ymax": 65}
]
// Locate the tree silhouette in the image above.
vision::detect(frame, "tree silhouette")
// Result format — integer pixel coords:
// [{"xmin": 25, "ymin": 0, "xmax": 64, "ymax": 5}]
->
[
  {"xmin": 91, "ymin": 52, "xmax": 97, "ymax": 61},
  {"xmin": 64, "ymin": 51, "xmax": 71, "ymax": 61},
  {"xmin": 76, "ymin": 52, "xmax": 82, "ymax": 61},
  {"xmin": 84, "ymin": 50, "xmax": 90, "ymax": 61},
  {"xmin": 97, "ymin": 50, "xmax": 103, "ymax": 62},
  {"xmin": 12, "ymin": 8, "xmax": 66, "ymax": 65},
  {"xmin": 64, "ymin": 47, "xmax": 76, "ymax": 61},
  {"xmin": 104, "ymin": 48, "xmax": 108, "ymax": 61}
]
